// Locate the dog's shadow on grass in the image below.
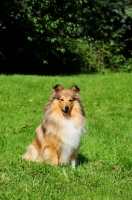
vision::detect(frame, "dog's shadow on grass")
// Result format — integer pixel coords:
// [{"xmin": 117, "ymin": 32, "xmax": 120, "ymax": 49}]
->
[{"xmin": 77, "ymin": 153, "xmax": 89, "ymax": 166}]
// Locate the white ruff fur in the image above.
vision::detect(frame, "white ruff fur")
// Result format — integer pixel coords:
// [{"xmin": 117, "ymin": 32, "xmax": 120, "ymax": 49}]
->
[{"xmin": 58, "ymin": 117, "xmax": 85, "ymax": 165}]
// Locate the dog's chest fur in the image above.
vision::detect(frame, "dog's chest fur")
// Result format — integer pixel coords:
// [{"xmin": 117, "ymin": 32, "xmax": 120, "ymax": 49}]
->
[{"xmin": 58, "ymin": 118, "xmax": 83, "ymax": 165}]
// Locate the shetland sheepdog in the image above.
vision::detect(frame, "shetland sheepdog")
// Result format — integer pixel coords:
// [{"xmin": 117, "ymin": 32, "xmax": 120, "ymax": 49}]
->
[{"xmin": 23, "ymin": 84, "xmax": 86, "ymax": 168}]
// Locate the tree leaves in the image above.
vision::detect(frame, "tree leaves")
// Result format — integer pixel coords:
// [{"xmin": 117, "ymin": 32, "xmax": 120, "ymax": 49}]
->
[{"xmin": 0, "ymin": 0, "xmax": 131, "ymax": 74}]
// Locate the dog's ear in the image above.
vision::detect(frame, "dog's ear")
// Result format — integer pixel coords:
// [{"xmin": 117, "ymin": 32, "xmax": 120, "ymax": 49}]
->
[
  {"xmin": 69, "ymin": 85, "xmax": 80, "ymax": 93},
  {"xmin": 52, "ymin": 84, "xmax": 64, "ymax": 93}
]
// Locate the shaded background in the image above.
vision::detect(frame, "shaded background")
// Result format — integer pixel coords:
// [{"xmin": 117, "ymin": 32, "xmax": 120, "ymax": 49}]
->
[{"xmin": 0, "ymin": 0, "xmax": 132, "ymax": 75}]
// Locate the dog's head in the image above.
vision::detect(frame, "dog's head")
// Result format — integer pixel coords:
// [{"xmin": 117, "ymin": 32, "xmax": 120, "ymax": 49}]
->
[{"xmin": 52, "ymin": 84, "xmax": 80, "ymax": 115}]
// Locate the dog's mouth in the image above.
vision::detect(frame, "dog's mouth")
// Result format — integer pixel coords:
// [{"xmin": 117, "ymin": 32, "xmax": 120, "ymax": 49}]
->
[{"xmin": 63, "ymin": 110, "xmax": 69, "ymax": 115}]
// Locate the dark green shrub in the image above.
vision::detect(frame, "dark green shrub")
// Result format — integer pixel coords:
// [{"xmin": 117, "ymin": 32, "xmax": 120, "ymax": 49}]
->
[{"xmin": 0, "ymin": 0, "xmax": 131, "ymax": 74}]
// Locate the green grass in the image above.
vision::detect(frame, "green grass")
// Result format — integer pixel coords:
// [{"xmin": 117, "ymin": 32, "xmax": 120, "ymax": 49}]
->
[{"xmin": 0, "ymin": 73, "xmax": 132, "ymax": 200}]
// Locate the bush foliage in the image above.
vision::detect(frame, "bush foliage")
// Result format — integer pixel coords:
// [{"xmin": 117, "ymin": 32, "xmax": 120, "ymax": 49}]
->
[{"xmin": 0, "ymin": 0, "xmax": 132, "ymax": 74}]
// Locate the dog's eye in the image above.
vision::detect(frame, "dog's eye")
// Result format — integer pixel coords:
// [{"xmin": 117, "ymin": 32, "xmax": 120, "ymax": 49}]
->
[
  {"xmin": 60, "ymin": 99, "xmax": 64, "ymax": 101},
  {"xmin": 69, "ymin": 99, "xmax": 73, "ymax": 102}
]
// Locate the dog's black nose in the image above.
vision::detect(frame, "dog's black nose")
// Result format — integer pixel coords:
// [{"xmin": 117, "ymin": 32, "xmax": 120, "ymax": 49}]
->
[{"xmin": 65, "ymin": 106, "xmax": 69, "ymax": 111}]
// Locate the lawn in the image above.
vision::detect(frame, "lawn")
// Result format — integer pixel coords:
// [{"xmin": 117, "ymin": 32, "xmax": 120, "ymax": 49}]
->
[{"xmin": 0, "ymin": 73, "xmax": 132, "ymax": 200}]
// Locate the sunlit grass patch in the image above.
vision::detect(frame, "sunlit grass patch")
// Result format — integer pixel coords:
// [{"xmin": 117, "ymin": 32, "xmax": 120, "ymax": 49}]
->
[{"xmin": 0, "ymin": 73, "xmax": 132, "ymax": 199}]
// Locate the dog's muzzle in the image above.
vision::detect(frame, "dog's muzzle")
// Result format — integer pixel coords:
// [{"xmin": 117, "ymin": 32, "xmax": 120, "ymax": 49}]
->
[{"xmin": 63, "ymin": 106, "xmax": 70, "ymax": 115}]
